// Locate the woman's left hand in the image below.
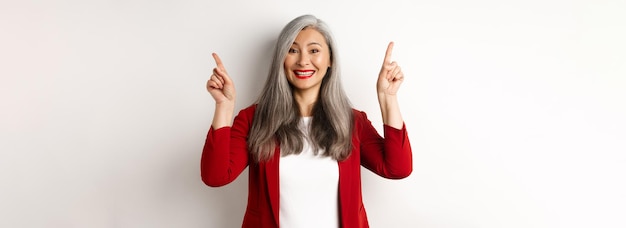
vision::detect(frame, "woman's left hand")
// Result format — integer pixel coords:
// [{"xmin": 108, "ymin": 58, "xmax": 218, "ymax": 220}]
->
[{"xmin": 377, "ymin": 42, "xmax": 404, "ymax": 96}]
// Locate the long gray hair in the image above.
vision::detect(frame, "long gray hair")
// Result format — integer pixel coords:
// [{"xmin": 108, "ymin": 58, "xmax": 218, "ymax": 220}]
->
[{"xmin": 248, "ymin": 15, "xmax": 354, "ymax": 162}]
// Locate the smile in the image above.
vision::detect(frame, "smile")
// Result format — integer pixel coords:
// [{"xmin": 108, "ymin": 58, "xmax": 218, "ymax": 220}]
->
[{"xmin": 294, "ymin": 70, "xmax": 315, "ymax": 79}]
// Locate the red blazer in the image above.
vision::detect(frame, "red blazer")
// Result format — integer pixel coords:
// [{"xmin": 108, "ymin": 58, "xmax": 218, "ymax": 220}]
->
[{"xmin": 201, "ymin": 105, "xmax": 412, "ymax": 228}]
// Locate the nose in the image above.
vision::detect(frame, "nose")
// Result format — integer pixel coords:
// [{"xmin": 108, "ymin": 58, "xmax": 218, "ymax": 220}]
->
[{"xmin": 297, "ymin": 53, "xmax": 310, "ymax": 66}]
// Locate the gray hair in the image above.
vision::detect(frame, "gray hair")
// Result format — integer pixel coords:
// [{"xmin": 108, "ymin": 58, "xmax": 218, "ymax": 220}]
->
[{"xmin": 248, "ymin": 14, "xmax": 354, "ymax": 161}]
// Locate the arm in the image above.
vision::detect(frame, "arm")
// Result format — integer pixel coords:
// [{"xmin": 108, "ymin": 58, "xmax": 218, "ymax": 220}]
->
[
  {"xmin": 207, "ymin": 53, "xmax": 236, "ymax": 129},
  {"xmin": 201, "ymin": 108, "xmax": 252, "ymax": 187},
  {"xmin": 377, "ymin": 42, "xmax": 404, "ymax": 129},
  {"xmin": 360, "ymin": 42, "xmax": 412, "ymax": 178},
  {"xmin": 200, "ymin": 53, "xmax": 248, "ymax": 187},
  {"xmin": 358, "ymin": 111, "xmax": 413, "ymax": 179}
]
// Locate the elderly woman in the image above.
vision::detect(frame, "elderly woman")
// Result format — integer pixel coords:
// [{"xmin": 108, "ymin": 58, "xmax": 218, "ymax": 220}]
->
[{"xmin": 201, "ymin": 14, "xmax": 412, "ymax": 228}]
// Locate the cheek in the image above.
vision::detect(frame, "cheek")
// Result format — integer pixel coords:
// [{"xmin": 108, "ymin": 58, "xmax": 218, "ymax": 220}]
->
[
  {"xmin": 312, "ymin": 55, "xmax": 330, "ymax": 67},
  {"xmin": 283, "ymin": 58, "xmax": 295, "ymax": 78},
  {"xmin": 283, "ymin": 62, "xmax": 289, "ymax": 71},
  {"xmin": 283, "ymin": 56, "xmax": 295, "ymax": 69}
]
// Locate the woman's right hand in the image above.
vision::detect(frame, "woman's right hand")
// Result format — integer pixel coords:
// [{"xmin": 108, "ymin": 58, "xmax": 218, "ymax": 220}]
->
[{"xmin": 206, "ymin": 53, "xmax": 236, "ymax": 105}]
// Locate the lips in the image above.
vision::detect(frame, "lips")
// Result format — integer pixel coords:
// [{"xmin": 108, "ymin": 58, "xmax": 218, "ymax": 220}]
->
[{"xmin": 294, "ymin": 70, "xmax": 315, "ymax": 79}]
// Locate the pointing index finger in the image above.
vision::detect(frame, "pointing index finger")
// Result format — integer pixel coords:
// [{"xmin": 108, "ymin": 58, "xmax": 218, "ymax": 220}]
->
[
  {"xmin": 384, "ymin": 42, "xmax": 394, "ymax": 63},
  {"xmin": 212, "ymin": 53, "xmax": 225, "ymax": 70}
]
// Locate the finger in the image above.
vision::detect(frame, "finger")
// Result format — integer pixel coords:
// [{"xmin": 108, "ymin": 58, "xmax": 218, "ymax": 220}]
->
[
  {"xmin": 396, "ymin": 71, "xmax": 404, "ymax": 82},
  {"xmin": 213, "ymin": 68, "xmax": 231, "ymax": 86},
  {"xmin": 207, "ymin": 79, "xmax": 221, "ymax": 90},
  {"xmin": 383, "ymin": 42, "xmax": 394, "ymax": 64},
  {"xmin": 212, "ymin": 53, "xmax": 226, "ymax": 71},
  {"xmin": 213, "ymin": 68, "xmax": 225, "ymax": 80},
  {"xmin": 386, "ymin": 62, "xmax": 398, "ymax": 80},
  {"xmin": 210, "ymin": 74, "xmax": 224, "ymax": 88},
  {"xmin": 214, "ymin": 65, "xmax": 235, "ymax": 86},
  {"xmin": 213, "ymin": 74, "xmax": 225, "ymax": 85},
  {"xmin": 391, "ymin": 65, "xmax": 402, "ymax": 80},
  {"xmin": 213, "ymin": 68, "xmax": 221, "ymax": 77}
]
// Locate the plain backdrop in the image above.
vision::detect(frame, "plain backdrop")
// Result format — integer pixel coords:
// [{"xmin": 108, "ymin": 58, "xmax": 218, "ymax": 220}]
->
[{"xmin": 1, "ymin": 0, "xmax": 625, "ymax": 227}]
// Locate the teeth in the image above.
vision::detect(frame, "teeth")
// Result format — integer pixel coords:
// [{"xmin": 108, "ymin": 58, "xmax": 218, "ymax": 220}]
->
[{"xmin": 295, "ymin": 71, "xmax": 314, "ymax": 76}]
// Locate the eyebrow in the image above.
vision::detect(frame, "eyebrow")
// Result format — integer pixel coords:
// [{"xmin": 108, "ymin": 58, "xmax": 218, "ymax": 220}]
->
[{"xmin": 292, "ymin": 41, "xmax": 323, "ymax": 47}]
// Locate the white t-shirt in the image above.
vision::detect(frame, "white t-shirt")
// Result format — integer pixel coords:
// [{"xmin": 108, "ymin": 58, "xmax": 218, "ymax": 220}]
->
[{"xmin": 279, "ymin": 117, "xmax": 340, "ymax": 228}]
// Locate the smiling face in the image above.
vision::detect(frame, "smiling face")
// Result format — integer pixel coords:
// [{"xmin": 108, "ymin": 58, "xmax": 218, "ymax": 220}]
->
[{"xmin": 284, "ymin": 27, "xmax": 332, "ymax": 94}]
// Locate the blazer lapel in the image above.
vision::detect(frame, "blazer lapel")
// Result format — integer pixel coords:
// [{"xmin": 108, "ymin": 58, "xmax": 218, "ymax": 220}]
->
[
  {"xmin": 265, "ymin": 146, "xmax": 281, "ymax": 226},
  {"xmin": 338, "ymin": 156, "xmax": 354, "ymax": 227}
]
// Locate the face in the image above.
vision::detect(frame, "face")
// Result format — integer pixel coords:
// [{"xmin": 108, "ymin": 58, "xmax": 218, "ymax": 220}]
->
[{"xmin": 284, "ymin": 28, "xmax": 331, "ymax": 93}]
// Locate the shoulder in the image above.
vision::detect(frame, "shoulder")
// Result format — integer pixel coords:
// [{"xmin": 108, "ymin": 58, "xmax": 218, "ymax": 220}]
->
[
  {"xmin": 233, "ymin": 104, "xmax": 257, "ymax": 123},
  {"xmin": 350, "ymin": 108, "xmax": 371, "ymax": 128},
  {"xmin": 240, "ymin": 104, "xmax": 257, "ymax": 115},
  {"xmin": 351, "ymin": 108, "xmax": 367, "ymax": 121}
]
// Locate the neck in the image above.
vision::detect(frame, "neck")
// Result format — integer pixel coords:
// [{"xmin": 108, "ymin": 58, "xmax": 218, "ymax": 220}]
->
[{"xmin": 293, "ymin": 89, "xmax": 319, "ymax": 117}]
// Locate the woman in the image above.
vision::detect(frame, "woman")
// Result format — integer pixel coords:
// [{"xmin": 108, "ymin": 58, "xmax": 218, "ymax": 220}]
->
[{"xmin": 201, "ymin": 14, "xmax": 412, "ymax": 228}]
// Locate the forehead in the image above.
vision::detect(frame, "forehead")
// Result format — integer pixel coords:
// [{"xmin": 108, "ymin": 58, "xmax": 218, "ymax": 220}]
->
[{"xmin": 293, "ymin": 28, "xmax": 327, "ymax": 45}]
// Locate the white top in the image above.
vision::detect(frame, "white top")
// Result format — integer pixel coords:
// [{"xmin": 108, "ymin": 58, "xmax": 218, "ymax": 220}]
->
[{"xmin": 279, "ymin": 117, "xmax": 340, "ymax": 228}]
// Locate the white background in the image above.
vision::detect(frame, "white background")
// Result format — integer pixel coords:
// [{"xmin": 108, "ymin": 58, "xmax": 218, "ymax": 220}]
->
[{"xmin": 1, "ymin": 0, "xmax": 625, "ymax": 227}]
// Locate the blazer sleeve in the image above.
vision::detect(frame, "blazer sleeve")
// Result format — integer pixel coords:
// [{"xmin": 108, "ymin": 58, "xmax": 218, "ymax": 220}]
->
[
  {"xmin": 200, "ymin": 107, "xmax": 254, "ymax": 187},
  {"xmin": 357, "ymin": 111, "xmax": 413, "ymax": 179}
]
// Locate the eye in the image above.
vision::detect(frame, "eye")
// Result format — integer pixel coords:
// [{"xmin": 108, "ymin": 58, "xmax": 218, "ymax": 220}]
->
[
  {"xmin": 310, "ymin": 49, "xmax": 320, "ymax": 54},
  {"xmin": 288, "ymin": 48, "xmax": 298, "ymax": 53}
]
